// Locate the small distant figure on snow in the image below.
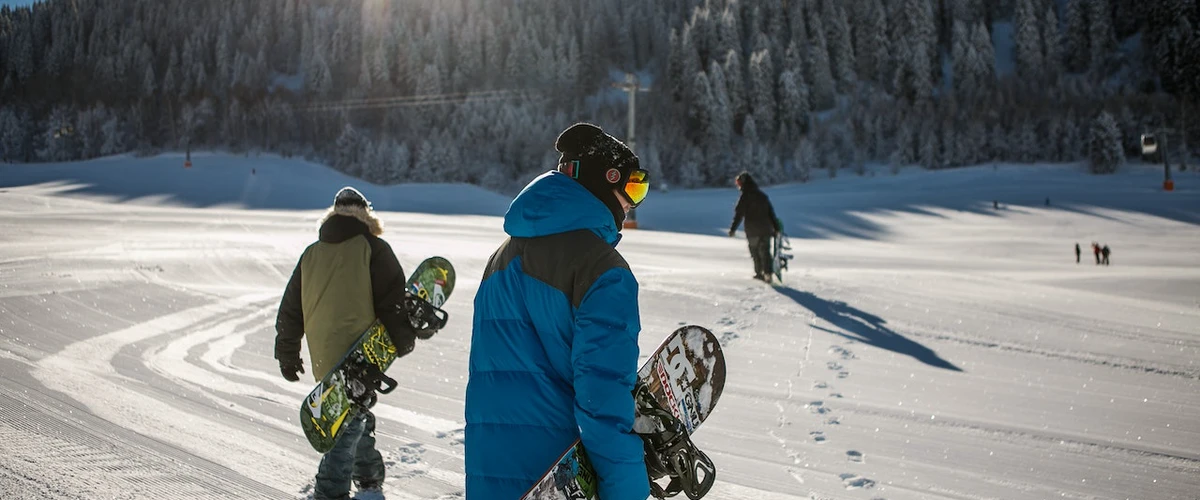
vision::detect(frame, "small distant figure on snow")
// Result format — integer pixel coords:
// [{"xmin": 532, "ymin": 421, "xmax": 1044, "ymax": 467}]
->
[
  {"xmin": 993, "ymin": 200, "xmax": 999, "ymax": 209},
  {"xmin": 1074, "ymin": 243, "xmax": 1081, "ymax": 264},
  {"xmin": 1045, "ymin": 197, "xmax": 1051, "ymax": 206},
  {"xmin": 1092, "ymin": 242, "xmax": 1101, "ymax": 265},
  {"xmin": 1101, "ymin": 245, "xmax": 1111, "ymax": 265}
]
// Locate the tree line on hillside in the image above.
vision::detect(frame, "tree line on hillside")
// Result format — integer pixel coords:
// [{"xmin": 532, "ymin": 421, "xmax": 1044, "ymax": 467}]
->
[{"xmin": 1, "ymin": 0, "xmax": 1197, "ymax": 191}]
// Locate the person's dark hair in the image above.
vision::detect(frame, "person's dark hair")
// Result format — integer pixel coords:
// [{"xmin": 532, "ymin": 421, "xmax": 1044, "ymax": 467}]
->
[{"xmin": 735, "ymin": 171, "xmax": 759, "ymax": 190}]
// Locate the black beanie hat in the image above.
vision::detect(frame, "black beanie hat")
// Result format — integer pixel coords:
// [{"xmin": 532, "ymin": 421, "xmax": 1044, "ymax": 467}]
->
[
  {"xmin": 554, "ymin": 123, "xmax": 640, "ymax": 227},
  {"xmin": 334, "ymin": 186, "xmax": 370, "ymax": 208}
]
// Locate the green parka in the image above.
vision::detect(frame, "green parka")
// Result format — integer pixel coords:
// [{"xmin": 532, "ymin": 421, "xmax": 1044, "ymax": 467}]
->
[{"xmin": 274, "ymin": 206, "xmax": 416, "ymax": 380}]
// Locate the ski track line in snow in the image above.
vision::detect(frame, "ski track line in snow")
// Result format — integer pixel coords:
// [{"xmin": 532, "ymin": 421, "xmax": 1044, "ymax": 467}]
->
[
  {"xmin": 31, "ymin": 294, "xmax": 320, "ymax": 493},
  {"xmin": 837, "ymin": 403, "xmax": 1200, "ymax": 471},
  {"xmin": 138, "ymin": 294, "xmax": 465, "ymax": 437},
  {"xmin": 0, "ymin": 375, "xmax": 288, "ymax": 498},
  {"xmin": 139, "ymin": 298, "xmax": 468, "ymax": 472},
  {"xmin": 855, "ymin": 279, "xmax": 1200, "ymax": 348},
  {"xmin": 909, "ymin": 328, "xmax": 1200, "ymax": 380}
]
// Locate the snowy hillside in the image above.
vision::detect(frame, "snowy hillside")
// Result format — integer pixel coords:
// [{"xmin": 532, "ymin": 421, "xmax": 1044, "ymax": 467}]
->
[{"xmin": 1, "ymin": 155, "xmax": 1198, "ymax": 500}]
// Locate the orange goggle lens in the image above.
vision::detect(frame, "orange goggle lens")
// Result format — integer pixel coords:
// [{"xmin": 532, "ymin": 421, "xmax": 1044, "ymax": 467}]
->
[{"xmin": 623, "ymin": 170, "xmax": 650, "ymax": 206}]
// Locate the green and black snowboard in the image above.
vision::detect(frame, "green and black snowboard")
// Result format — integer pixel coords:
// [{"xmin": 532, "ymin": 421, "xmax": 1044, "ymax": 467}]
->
[
  {"xmin": 300, "ymin": 256, "xmax": 455, "ymax": 453},
  {"xmin": 521, "ymin": 325, "xmax": 727, "ymax": 500}
]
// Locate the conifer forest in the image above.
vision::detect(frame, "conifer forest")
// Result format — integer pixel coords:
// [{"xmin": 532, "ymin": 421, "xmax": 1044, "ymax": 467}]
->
[{"xmin": 1, "ymin": 0, "xmax": 1197, "ymax": 191}]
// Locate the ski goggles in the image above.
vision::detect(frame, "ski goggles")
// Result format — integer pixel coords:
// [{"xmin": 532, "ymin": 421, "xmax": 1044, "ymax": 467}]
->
[{"xmin": 622, "ymin": 169, "xmax": 650, "ymax": 207}]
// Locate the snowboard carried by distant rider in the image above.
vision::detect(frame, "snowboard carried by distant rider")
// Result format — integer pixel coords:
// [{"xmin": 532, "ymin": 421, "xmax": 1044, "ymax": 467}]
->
[
  {"xmin": 771, "ymin": 217, "xmax": 792, "ymax": 284},
  {"xmin": 521, "ymin": 325, "xmax": 727, "ymax": 500}
]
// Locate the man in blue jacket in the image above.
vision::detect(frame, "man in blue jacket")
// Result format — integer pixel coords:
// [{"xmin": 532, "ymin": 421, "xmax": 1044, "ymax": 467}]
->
[{"xmin": 465, "ymin": 123, "xmax": 652, "ymax": 499}]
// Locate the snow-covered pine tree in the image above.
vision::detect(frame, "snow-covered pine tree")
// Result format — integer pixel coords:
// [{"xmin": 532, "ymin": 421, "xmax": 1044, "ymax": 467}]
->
[
  {"xmin": 894, "ymin": 113, "xmax": 917, "ymax": 166},
  {"xmin": 1088, "ymin": 111, "xmax": 1122, "ymax": 173},
  {"xmin": 940, "ymin": 113, "xmax": 960, "ymax": 167},
  {"xmin": 777, "ymin": 69, "xmax": 810, "ymax": 144},
  {"xmin": 1014, "ymin": 0, "xmax": 1045, "ymax": 83},
  {"xmin": 715, "ymin": 7, "xmax": 741, "ymax": 69},
  {"xmin": 918, "ymin": 114, "xmax": 941, "ymax": 168},
  {"xmin": 689, "ymin": 69, "xmax": 716, "ymax": 146},
  {"xmin": 1087, "ymin": 0, "xmax": 1114, "ymax": 72},
  {"xmin": 807, "ymin": 15, "xmax": 836, "ymax": 111},
  {"xmin": 794, "ymin": 136, "xmax": 817, "ymax": 182},
  {"xmin": 825, "ymin": 2, "xmax": 856, "ymax": 92},
  {"xmin": 1014, "ymin": 114, "xmax": 1040, "ymax": 163},
  {"xmin": 38, "ymin": 106, "xmax": 76, "ymax": 162},
  {"xmin": 988, "ymin": 122, "xmax": 1009, "ymax": 163},
  {"xmin": 723, "ymin": 49, "xmax": 747, "ymax": 130},
  {"xmin": 678, "ymin": 144, "xmax": 705, "ymax": 188},
  {"xmin": 952, "ymin": 20, "xmax": 975, "ymax": 97},
  {"xmin": 891, "ymin": 0, "xmax": 935, "ymax": 103},
  {"xmin": 971, "ymin": 21, "xmax": 996, "ymax": 87},
  {"xmin": 748, "ymin": 49, "xmax": 776, "ymax": 139},
  {"xmin": 334, "ymin": 122, "xmax": 365, "ymax": 175},
  {"xmin": 854, "ymin": 0, "xmax": 889, "ymax": 86},
  {"xmin": 0, "ymin": 108, "xmax": 27, "ymax": 162},
  {"xmin": 741, "ymin": 116, "xmax": 765, "ymax": 183},
  {"xmin": 707, "ymin": 61, "xmax": 734, "ymax": 150},
  {"xmin": 1064, "ymin": 0, "xmax": 1090, "ymax": 73},
  {"xmin": 1042, "ymin": 4, "xmax": 1063, "ymax": 83}
]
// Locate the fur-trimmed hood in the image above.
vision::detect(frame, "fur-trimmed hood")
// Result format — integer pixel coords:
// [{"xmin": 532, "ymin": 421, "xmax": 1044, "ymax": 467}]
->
[{"xmin": 318, "ymin": 205, "xmax": 383, "ymax": 243}]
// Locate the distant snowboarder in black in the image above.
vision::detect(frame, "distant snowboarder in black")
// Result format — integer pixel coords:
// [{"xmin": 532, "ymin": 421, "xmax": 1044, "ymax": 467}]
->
[
  {"xmin": 1101, "ymin": 245, "xmax": 1111, "ymax": 265},
  {"xmin": 729, "ymin": 171, "xmax": 781, "ymax": 283},
  {"xmin": 1075, "ymin": 243, "xmax": 1081, "ymax": 263}
]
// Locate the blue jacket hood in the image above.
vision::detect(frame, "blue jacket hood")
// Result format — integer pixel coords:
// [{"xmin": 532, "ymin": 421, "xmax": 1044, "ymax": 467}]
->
[{"xmin": 503, "ymin": 171, "xmax": 621, "ymax": 245}]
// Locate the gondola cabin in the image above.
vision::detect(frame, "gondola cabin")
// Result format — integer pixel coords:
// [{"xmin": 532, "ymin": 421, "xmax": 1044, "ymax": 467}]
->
[{"xmin": 1141, "ymin": 133, "xmax": 1158, "ymax": 155}]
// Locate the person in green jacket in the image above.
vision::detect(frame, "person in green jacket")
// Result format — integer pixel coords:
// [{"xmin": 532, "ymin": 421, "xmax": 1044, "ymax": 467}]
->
[{"xmin": 274, "ymin": 187, "xmax": 422, "ymax": 500}]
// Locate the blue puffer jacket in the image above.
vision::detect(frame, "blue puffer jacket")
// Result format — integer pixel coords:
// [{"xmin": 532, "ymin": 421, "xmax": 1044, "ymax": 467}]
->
[{"xmin": 465, "ymin": 171, "xmax": 648, "ymax": 500}]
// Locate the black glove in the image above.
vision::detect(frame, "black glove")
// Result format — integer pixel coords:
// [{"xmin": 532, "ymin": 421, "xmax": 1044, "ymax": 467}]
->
[
  {"xmin": 279, "ymin": 359, "xmax": 304, "ymax": 382},
  {"xmin": 728, "ymin": 229, "xmax": 736, "ymax": 237}
]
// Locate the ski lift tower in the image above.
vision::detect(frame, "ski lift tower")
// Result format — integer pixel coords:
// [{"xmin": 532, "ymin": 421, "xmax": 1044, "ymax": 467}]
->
[
  {"xmin": 614, "ymin": 72, "xmax": 650, "ymax": 229},
  {"xmin": 1145, "ymin": 128, "xmax": 1177, "ymax": 191}
]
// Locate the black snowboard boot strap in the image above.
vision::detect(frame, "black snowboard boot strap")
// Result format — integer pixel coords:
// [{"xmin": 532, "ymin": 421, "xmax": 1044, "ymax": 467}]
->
[
  {"xmin": 401, "ymin": 291, "xmax": 450, "ymax": 338},
  {"xmin": 635, "ymin": 386, "xmax": 717, "ymax": 500},
  {"xmin": 345, "ymin": 358, "xmax": 397, "ymax": 409}
]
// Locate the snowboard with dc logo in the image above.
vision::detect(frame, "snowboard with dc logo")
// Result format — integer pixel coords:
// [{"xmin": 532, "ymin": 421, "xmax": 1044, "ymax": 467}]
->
[
  {"xmin": 521, "ymin": 325, "xmax": 727, "ymax": 500},
  {"xmin": 300, "ymin": 256, "xmax": 455, "ymax": 453}
]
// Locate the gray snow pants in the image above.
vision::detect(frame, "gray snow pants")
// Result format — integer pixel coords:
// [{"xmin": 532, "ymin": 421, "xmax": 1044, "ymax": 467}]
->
[{"xmin": 748, "ymin": 236, "xmax": 773, "ymax": 278}]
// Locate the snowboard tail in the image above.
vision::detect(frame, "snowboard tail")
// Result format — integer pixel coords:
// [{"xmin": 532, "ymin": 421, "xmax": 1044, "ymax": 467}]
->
[
  {"xmin": 521, "ymin": 325, "xmax": 726, "ymax": 500},
  {"xmin": 300, "ymin": 256, "xmax": 455, "ymax": 453}
]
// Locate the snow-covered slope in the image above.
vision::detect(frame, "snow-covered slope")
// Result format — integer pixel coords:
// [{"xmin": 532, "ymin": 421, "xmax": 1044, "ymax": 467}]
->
[
  {"xmin": 0, "ymin": 153, "xmax": 512, "ymax": 215},
  {"xmin": 1, "ymin": 155, "xmax": 1197, "ymax": 500}
]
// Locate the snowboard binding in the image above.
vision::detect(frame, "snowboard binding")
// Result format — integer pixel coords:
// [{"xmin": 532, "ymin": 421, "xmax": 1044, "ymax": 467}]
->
[
  {"xmin": 401, "ymin": 290, "xmax": 449, "ymax": 339},
  {"xmin": 342, "ymin": 354, "xmax": 398, "ymax": 410},
  {"xmin": 634, "ymin": 385, "xmax": 716, "ymax": 500}
]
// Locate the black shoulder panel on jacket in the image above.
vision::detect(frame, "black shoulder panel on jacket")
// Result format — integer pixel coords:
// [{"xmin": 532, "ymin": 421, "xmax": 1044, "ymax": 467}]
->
[{"xmin": 483, "ymin": 229, "xmax": 629, "ymax": 308}]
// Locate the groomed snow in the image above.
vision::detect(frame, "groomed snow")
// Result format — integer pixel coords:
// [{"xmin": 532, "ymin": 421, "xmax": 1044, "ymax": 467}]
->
[{"xmin": 1, "ymin": 154, "xmax": 1197, "ymax": 500}]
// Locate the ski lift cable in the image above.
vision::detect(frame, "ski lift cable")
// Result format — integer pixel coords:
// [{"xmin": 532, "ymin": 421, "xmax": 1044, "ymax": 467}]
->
[
  {"xmin": 302, "ymin": 93, "xmax": 546, "ymax": 112},
  {"xmin": 308, "ymin": 88, "xmax": 520, "ymax": 108},
  {"xmin": 299, "ymin": 88, "xmax": 541, "ymax": 112}
]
